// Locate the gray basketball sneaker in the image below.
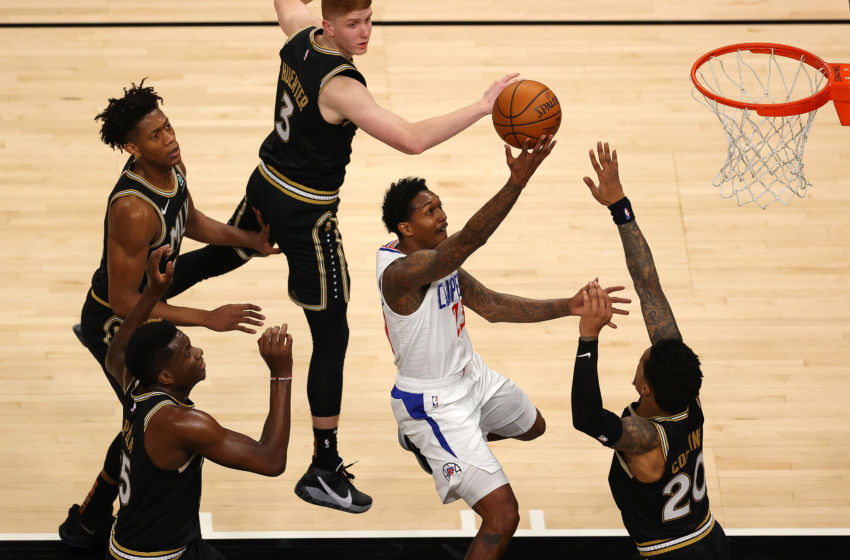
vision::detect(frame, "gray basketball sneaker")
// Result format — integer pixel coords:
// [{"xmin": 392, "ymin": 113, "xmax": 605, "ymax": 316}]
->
[{"xmin": 294, "ymin": 460, "xmax": 372, "ymax": 514}]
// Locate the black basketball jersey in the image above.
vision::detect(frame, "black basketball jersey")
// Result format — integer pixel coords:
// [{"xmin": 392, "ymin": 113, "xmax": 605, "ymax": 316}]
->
[
  {"xmin": 608, "ymin": 398, "xmax": 717, "ymax": 556},
  {"xmin": 89, "ymin": 156, "xmax": 189, "ymax": 306},
  {"xmin": 258, "ymin": 26, "xmax": 367, "ymax": 190},
  {"xmin": 110, "ymin": 380, "xmax": 203, "ymax": 557}
]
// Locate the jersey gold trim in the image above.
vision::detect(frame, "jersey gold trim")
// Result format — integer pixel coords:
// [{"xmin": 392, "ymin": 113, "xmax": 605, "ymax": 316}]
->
[
  {"xmin": 635, "ymin": 512, "xmax": 715, "ymax": 556},
  {"xmin": 258, "ymin": 162, "xmax": 339, "ymax": 205},
  {"xmin": 287, "ymin": 211, "xmax": 350, "ymax": 310},
  {"xmin": 651, "ymin": 408, "xmax": 690, "ymax": 422},
  {"xmin": 124, "ymin": 168, "xmax": 181, "ymax": 198},
  {"xmin": 264, "ymin": 162, "xmax": 340, "ymax": 196},
  {"xmin": 109, "ymin": 523, "xmax": 187, "ymax": 560},
  {"xmin": 319, "ymin": 64, "xmax": 358, "ymax": 94},
  {"xmin": 654, "ymin": 422, "xmax": 669, "ymax": 461},
  {"xmin": 309, "ymin": 27, "xmax": 343, "ymax": 56},
  {"xmin": 109, "ymin": 189, "xmax": 168, "ymax": 248},
  {"xmin": 90, "ymin": 288, "xmax": 112, "ymax": 309},
  {"xmin": 143, "ymin": 400, "xmax": 176, "ymax": 432}
]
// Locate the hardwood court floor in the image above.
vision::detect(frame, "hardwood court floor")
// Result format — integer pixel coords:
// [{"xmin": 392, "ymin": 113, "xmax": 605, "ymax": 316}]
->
[{"xmin": 1, "ymin": 8, "xmax": 850, "ymax": 542}]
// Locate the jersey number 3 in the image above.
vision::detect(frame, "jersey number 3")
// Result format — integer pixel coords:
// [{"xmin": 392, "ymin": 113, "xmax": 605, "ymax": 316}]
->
[{"xmin": 274, "ymin": 92, "xmax": 295, "ymax": 142}]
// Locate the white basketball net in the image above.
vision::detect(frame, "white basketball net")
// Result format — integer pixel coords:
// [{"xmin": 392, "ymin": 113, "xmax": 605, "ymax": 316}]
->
[{"xmin": 692, "ymin": 48, "xmax": 829, "ymax": 208}]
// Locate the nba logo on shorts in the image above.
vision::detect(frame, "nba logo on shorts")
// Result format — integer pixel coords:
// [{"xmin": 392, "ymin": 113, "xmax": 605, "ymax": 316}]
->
[
  {"xmin": 442, "ymin": 462, "xmax": 462, "ymax": 481},
  {"xmin": 431, "ymin": 395, "xmax": 439, "ymax": 409}
]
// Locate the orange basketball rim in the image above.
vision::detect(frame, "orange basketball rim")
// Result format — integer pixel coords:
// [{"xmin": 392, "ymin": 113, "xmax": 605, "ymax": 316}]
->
[{"xmin": 691, "ymin": 43, "xmax": 850, "ymax": 124}]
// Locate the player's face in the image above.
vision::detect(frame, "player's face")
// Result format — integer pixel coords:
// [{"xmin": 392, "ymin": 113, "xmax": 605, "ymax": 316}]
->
[
  {"xmin": 633, "ymin": 347, "xmax": 652, "ymax": 401},
  {"xmin": 406, "ymin": 190, "xmax": 448, "ymax": 249},
  {"xmin": 325, "ymin": 9, "xmax": 372, "ymax": 57},
  {"xmin": 126, "ymin": 108, "xmax": 181, "ymax": 168},
  {"xmin": 165, "ymin": 331, "xmax": 206, "ymax": 389}
]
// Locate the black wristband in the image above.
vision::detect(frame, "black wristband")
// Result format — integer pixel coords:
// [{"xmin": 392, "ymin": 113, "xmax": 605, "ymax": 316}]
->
[{"xmin": 608, "ymin": 197, "xmax": 634, "ymax": 225}]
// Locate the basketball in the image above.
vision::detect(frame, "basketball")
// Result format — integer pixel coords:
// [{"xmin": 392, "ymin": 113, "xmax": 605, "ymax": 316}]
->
[{"xmin": 492, "ymin": 80, "xmax": 562, "ymax": 149}]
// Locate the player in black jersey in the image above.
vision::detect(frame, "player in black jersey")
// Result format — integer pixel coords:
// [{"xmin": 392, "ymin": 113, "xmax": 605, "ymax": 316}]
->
[
  {"xmin": 167, "ymin": 0, "xmax": 519, "ymax": 513},
  {"xmin": 570, "ymin": 143, "xmax": 730, "ymax": 559},
  {"xmin": 60, "ymin": 81, "xmax": 281, "ymax": 549},
  {"xmin": 101, "ymin": 246, "xmax": 293, "ymax": 560}
]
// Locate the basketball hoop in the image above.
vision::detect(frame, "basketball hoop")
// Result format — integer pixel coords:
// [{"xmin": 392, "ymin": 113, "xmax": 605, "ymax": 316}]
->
[{"xmin": 691, "ymin": 43, "xmax": 850, "ymax": 208}]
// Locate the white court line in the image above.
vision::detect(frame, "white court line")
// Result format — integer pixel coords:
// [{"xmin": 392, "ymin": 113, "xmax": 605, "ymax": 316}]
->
[{"xmin": 4, "ymin": 509, "xmax": 850, "ymax": 542}]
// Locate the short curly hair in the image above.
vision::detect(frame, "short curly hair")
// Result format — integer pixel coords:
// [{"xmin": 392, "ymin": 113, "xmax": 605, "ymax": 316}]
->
[
  {"xmin": 124, "ymin": 319, "xmax": 178, "ymax": 387},
  {"xmin": 381, "ymin": 177, "xmax": 429, "ymax": 236},
  {"xmin": 643, "ymin": 339, "xmax": 702, "ymax": 414},
  {"xmin": 94, "ymin": 79, "xmax": 162, "ymax": 150}
]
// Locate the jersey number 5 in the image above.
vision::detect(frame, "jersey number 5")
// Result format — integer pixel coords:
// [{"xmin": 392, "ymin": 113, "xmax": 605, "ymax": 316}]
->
[
  {"xmin": 274, "ymin": 92, "xmax": 295, "ymax": 142},
  {"xmin": 662, "ymin": 451, "xmax": 706, "ymax": 522},
  {"xmin": 118, "ymin": 451, "xmax": 132, "ymax": 507}
]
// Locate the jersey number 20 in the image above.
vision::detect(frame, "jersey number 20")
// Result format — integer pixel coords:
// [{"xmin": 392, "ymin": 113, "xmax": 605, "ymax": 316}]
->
[{"xmin": 661, "ymin": 451, "xmax": 707, "ymax": 522}]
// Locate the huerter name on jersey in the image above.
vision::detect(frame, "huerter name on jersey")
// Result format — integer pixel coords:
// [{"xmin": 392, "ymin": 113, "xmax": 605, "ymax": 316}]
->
[{"xmin": 280, "ymin": 62, "xmax": 309, "ymax": 110}]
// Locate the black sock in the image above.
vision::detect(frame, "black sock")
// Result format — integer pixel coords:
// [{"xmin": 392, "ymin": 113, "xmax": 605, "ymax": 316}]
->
[
  {"xmin": 79, "ymin": 473, "xmax": 117, "ymax": 522},
  {"xmin": 313, "ymin": 427, "xmax": 340, "ymax": 470},
  {"xmin": 80, "ymin": 435, "xmax": 121, "ymax": 522}
]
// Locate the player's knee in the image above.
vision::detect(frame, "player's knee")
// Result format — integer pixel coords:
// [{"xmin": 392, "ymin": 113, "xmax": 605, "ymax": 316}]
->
[
  {"xmin": 482, "ymin": 502, "xmax": 520, "ymax": 537},
  {"xmin": 531, "ymin": 411, "xmax": 546, "ymax": 438},
  {"xmin": 516, "ymin": 410, "xmax": 546, "ymax": 441}
]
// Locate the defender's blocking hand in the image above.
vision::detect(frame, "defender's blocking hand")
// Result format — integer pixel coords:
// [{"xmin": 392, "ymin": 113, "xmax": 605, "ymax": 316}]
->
[{"xmin": 584, "ymin": 141, "xmax": 626, "ymax": 207}]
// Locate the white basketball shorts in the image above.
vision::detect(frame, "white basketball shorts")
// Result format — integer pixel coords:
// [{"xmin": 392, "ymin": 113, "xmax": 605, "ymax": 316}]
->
[{"xmin": 390, "ymin": 350, "xmax": 537, "ymax": 506}]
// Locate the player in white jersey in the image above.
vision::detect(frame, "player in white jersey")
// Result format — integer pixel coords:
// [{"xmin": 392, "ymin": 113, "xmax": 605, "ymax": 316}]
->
[{"xmin": 377, "ymin": 136, "xmax": 629, "ymax": 560}]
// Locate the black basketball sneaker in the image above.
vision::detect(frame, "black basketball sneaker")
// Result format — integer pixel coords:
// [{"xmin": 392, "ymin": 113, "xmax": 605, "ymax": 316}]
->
[
  {"xmin": 294, "ymin": 460, "xmax": 372, "ymax": 514},
  {"xmin": 398, "ymin": 428, "xmax": 432, "ymax": 474},
  {"xmin": 58, "ymin": 504, "xmax": 114, "ymax": 549}
]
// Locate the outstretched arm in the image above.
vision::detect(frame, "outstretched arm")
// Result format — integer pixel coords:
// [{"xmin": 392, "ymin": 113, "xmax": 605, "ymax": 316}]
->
[
  {"xmin": 105, "ymin": 246, "xmax": 175, "ymax": 393},
  {"xmin": 382, "ymin": 137, "xmax": 555, "ymax": 314},
  {"xmin": 147, "ymin": 324, "xmax": 294, "ymax": 476},
  {"xmin": 320, "ymin": 74, "xmax": 518, "ymax": 155},
  {"xmin": 584, "ymin": 142, "xmax": 681, "ymax": 344},
  {"xmin": 184, "ymin": 193, "xmax": 280, "ymax": 256},
  {"xmin": 274, "ymin": 0, "xmax": 321, "ymax": 37},
  {"xmin": 107, "ymin": 197, "xmax": 265, "ymax": 334},
  {"xmin": 570, "ymin": 283, "xmax": 664, "ymax": 481},
  {"xmin": 459, "ymin": 269, "xmax": 630, "ymax": 326}
]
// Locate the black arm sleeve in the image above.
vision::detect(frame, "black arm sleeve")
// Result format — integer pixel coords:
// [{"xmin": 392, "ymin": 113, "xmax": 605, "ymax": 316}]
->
[{"xmin": 571, "ymin": 338, "xmax": 624, "ymax": 446}]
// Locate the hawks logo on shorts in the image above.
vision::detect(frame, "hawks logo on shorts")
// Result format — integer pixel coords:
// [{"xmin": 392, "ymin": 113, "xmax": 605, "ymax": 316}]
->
[{"xmin": 442, "ymin": 463, "xmax": 462, "ymax": 481}]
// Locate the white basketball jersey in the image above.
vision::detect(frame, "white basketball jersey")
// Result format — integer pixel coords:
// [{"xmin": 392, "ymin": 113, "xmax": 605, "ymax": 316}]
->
[{"xmin": 376, "ymin": 240, "xmax": 473, "ymax": 382}]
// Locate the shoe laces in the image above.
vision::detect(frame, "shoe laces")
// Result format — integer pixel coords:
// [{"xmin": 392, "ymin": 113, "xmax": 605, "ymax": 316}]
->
[{"xmin": 336, "ymin": 459, "xmax": 358, "ymax": 480}]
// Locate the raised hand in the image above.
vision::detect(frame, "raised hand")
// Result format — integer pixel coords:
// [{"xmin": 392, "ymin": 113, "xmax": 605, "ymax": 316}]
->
[
  {"xmin": 480, "ymin": 73, "xmax": 520, "ymax": 114},
  {"xmin": 569, "ymin": 279, "xmax": 630, "ymax": 329},
  {"xmin": 578, "ymin": 281, "xmax": 615, "ymax": 338},
  {"xmin": 583, "ymin": 141, "xmax": 625, "ymax": 206},
  {"xmin": 251, "ymin": 207, "xmax": 282, "ymax": 256},
  {"xmin": 143, "ymin": 245, "xmax": 174, "ymax": 299},
  {"xmin": 257, "ymin": 323, "xmax": 294, "ymax": 377},
  {"xmin": 505, "ymin": 135, "xmax": 556, "ymax": 187},
  {"xmin": 206, "ymin": 303, "xmax": 265, "ymax": 334}
]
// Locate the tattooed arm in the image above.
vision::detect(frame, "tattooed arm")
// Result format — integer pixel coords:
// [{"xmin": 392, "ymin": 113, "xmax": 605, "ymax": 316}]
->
[
  {"xmin": 617, "ymin": 221, "xmax": 681, "ymax": 343},
  {"xmin": 382, "ymin": 136, "xmax": 556, "ymax": 315},
  {"xmin": 583, "ymin": 141, "xmax": 681, "ymax": 344},
  {"xmin": 459, "ymin": 268, "xmax": 630, "ymax": 324}
]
